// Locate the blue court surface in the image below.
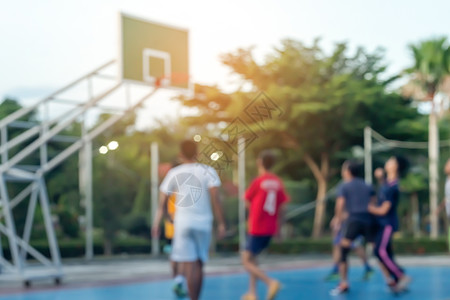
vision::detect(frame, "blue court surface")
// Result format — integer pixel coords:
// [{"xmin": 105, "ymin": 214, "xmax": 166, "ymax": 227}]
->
[{"xmin": 1, "ymin": 266, "xmax": 449, "ymax": 300}]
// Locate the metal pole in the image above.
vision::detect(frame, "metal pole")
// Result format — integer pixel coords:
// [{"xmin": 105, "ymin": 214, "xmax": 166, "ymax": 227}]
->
[
  {"xmin": 85, "ymin": 141, "xmax": 93, "ymax": 259},
  {"xmin": 364, "ymin": 127, "xmax": 373, "ymax": 184},
  {"xmin": 84, "ymin": 77, "xmax": 95, "ymax": 259},
  {"xmin": 151, "ymin": 142, "xmax": 160, "ymax": 256},
  {"xmin": 429, "ymin": 104, "xmax": 439, "ymax": 239},
  {"xmin": 363, "ymin": 127, "xmax": 376, "ymax": 274},
  {"xmin": 1, "ymin": 127, "xmax": 7, "ymax": 164},
  {"xmin": 79, "ymin": 143, "xmax": 94, "ymax": 261},
  {"xmin": 238, "ymin": 137, "xmax": 246, "ymax": 252},
  {"xmin": 79, "ymin": 112, "xmax": 94, "ymax": 260},
  {"xmin": 40, "ymin": 102, "xmax": 49, "ymax": 166}
]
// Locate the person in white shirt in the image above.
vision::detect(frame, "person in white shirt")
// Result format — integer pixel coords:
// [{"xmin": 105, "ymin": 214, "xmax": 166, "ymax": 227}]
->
[
  {"xmin": 438, "ymin": 159, "xmax": 450, "ymax": 249},
  {"xmin": 152, "ymin": 140, "xmax": 226, "ymax": 300}
]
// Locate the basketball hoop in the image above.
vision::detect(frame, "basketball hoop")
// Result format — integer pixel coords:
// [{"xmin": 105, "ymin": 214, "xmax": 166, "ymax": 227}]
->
[
  {"xmin": 170, "ymin": 72, "xmax": 190, "ymax": 85},
  {"xmin": 155, "ymin": 73, "xmax": 190, "ymax": 88},
  {"xmin": 119, "ymin": 13, "xmax": 192, "ymax": 93}
]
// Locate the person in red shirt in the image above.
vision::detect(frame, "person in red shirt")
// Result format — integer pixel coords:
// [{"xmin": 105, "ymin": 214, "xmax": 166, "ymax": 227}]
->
[{"xmin": 241, "ymin": 150, "xmax": 289, "ymax": 300}]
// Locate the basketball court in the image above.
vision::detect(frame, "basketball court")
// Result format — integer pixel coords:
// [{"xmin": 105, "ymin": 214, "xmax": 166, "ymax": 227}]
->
[
  {"xmin": 1, "ymin": 7, "xmax": 450, "ymax": 300},
  {"xmin": 1, "ymin": 263, "xmax": 449, "ymax": 300}
]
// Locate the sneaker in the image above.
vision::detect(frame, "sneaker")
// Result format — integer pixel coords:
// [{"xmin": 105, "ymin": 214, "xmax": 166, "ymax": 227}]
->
[
  {"xmin": 163, "ymin": 244, "xmax": 172, "ymax": 254},
  {"xmin": 324, "ymin": 272, "xmax": 340, "ymax": 281},
  {"xmin": 362, "ymin": 269, "xmax": 374, "ymax": 280},
  {"xmin": 386, "ymin": 281, "xmax": 397, "ymax": 293},
  {"xmin": 266, "ymin": 280, "xmax": 281, "ymax": 300},
  {"xmin": 241, "ymin": 293, "xmax": 258, "ymax": 300},
  {"xmin": 395, "ymin": 275, "xmax": 411, "ymax": 293},
  {"xmin": 172, "ymin": 282, "xmax": 188, "ymax": 298},
  {"xmin": 329, "ymin": 283, "xmax": 349, "ymax": 296}
]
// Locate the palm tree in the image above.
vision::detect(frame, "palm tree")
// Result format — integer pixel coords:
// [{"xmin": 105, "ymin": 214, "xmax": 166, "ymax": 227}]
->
[{"xmin": 404, "ymin": 37, "xmax": 450, "ymax": 239}]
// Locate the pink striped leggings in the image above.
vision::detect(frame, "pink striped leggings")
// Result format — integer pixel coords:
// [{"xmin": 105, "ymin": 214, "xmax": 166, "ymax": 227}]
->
[{"xmin": 374, "ymin": 225, "xmax": 405, "ymax": 282}]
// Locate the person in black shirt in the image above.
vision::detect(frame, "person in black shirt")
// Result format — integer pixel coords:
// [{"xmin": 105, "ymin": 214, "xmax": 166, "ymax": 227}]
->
[
  {"xmin": 330, "ymin": 160, "xmax": 377, "ymax": 296},
  {"xmin": 369, "ymin": 156, "xmax": 411, "ymax": 293}
]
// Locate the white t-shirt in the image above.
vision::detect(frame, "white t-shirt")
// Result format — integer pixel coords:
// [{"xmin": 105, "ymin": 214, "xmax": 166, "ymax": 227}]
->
[
  {"xmin": 445, "ymin": 177, "xmax": 450, "ymax": 216},
  {"xmin": 160, "ymin": 163, "xmax": 221, "ymax": 230}
]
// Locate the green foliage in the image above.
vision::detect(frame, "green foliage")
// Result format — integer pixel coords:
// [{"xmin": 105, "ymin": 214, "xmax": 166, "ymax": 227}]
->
[
  {"xmin": 2, "ymin": 36, "xmax": 449, "ymax": 248},
  {"xmin": 407, "ymin": 37, "xmax": 450, "ymax": 96},
  {"xmin": 222, "ymin": 40, "xmax": 420, "ymax": 159},
  {"xmin": 122, "ymin": 213, "xmax": 150, "ymax": 238},
  {"xmin": 222, "ymin": 197, "xmax": 239, "ymax": 232},
  {"xmin": 0, "ymin": 237, "xmax": 148, "ymax": 258},
  {"xmin": 181, "ymin": 40, "xmax": 423, "ymax": 174},
  {"xmin": 401, "ymin": 173, "xmax": 428, "ymax": 194},
  {"xmin": 93, "ymin": 152, "xmax": 137, "ymax": 247},
  {"xmin": 132, "ymin": 178, "xmax": 150, "ymax": 214},
  {"xmin": 178, "ymin": 40, "xmax": 425, "ymax": 237},
  {"xmin": 284, "ymin": 180, "xmax": 314, "ymax": 204},
  {"xmin": 57, "ymin": 209, "xmax": 80, "ymax": 238},
  {"xmin": 177, "ymin": 84, "xmax": 234, "ymax": 127},
  {"xmin": 0, "ymin": 97, "xmax": 36, "ymax": 121},
  {"xmin": 1, "ymin": 237, "xmax": 443, "ymax": 259},
  {"xmin": 92, "ymin": 113, "xmax": 190, "ymax": 252}
]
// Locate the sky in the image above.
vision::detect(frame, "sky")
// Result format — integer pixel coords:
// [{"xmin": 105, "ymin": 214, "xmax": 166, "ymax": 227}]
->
[{"xmin": 1, "ymin": 0, "xmax": 450, "ymax": 128}]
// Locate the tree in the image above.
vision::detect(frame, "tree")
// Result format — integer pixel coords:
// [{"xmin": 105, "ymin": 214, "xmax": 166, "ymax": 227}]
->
[
  {"xmin": 0, "ymin": 97, "xmax": 35, "ymax": 121},
  {"xmin": 404, "ymin": 37, "xmax": 450, "ymax": 238},
  {"xmin": 92, "ymin": 113, "xmax": 140, "ymax": 254},
  {"xmin": 179, "ymin": 40, "xmax": 422, "ymax": 238},
  {"xmin": 92, "ymin": 112, "xmax": 192, "ymax": 254}
]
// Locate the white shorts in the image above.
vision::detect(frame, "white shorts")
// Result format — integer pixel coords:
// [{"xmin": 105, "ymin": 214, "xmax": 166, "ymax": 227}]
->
[{"xmin": 171, "ymin": 226, "xmax": 211, "ymax": 263}]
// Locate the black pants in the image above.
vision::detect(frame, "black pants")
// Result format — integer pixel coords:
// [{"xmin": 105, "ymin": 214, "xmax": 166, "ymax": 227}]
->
[
  {"xmin": 342, "ymin": 219, "xmax": 375, "ymax": 242},
  {"xmin": 340, "ymin": 219, "xmax": 375, "ymax": 263},
  {"xmin": 373, "ymin": 225, "xmax": 404, "ymax": 282}
]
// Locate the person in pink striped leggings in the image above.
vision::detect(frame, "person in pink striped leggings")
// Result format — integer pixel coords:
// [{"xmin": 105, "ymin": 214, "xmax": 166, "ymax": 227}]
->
[{"xmin": 368, "ymin": 156, "xmax": 411, "ymax": 293}]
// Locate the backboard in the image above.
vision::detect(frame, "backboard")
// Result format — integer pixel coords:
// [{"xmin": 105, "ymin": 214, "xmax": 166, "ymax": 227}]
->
[{"xmin": 119, "ymin": 13, "xmax": 190, "ymax": 91}]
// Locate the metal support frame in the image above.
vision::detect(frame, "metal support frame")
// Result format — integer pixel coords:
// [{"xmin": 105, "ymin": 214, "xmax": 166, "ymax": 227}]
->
[
  {"xmin": 1, "ymin": 127, "xmax": 7, "ymax": 164},
  {"xmin": 0, "ymin": 175, "xmax": 22, "ymax": 272},
  {"xmin": 150, "ymin": 142, "xmax": 159, "ymax": 256},
  {"xmin": 79, "ymin": 115, "xmax": 93, "ymax": 261},
  {"xmin": 0, "ymin": 59, "xmax": 159, "ymax": 284},
  {"xmin": 38, "ymin": 177, "xmax": 62, "ymax": 270},
  {"xmin": 364, "ymin": 126, "xmax": 373, "ymax": 184}
]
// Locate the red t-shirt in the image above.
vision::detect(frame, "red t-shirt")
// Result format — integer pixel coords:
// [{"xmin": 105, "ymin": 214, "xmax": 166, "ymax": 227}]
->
[{"xmin": 244, "ymin": 173, "xmax": 289, "ymax": 236}]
